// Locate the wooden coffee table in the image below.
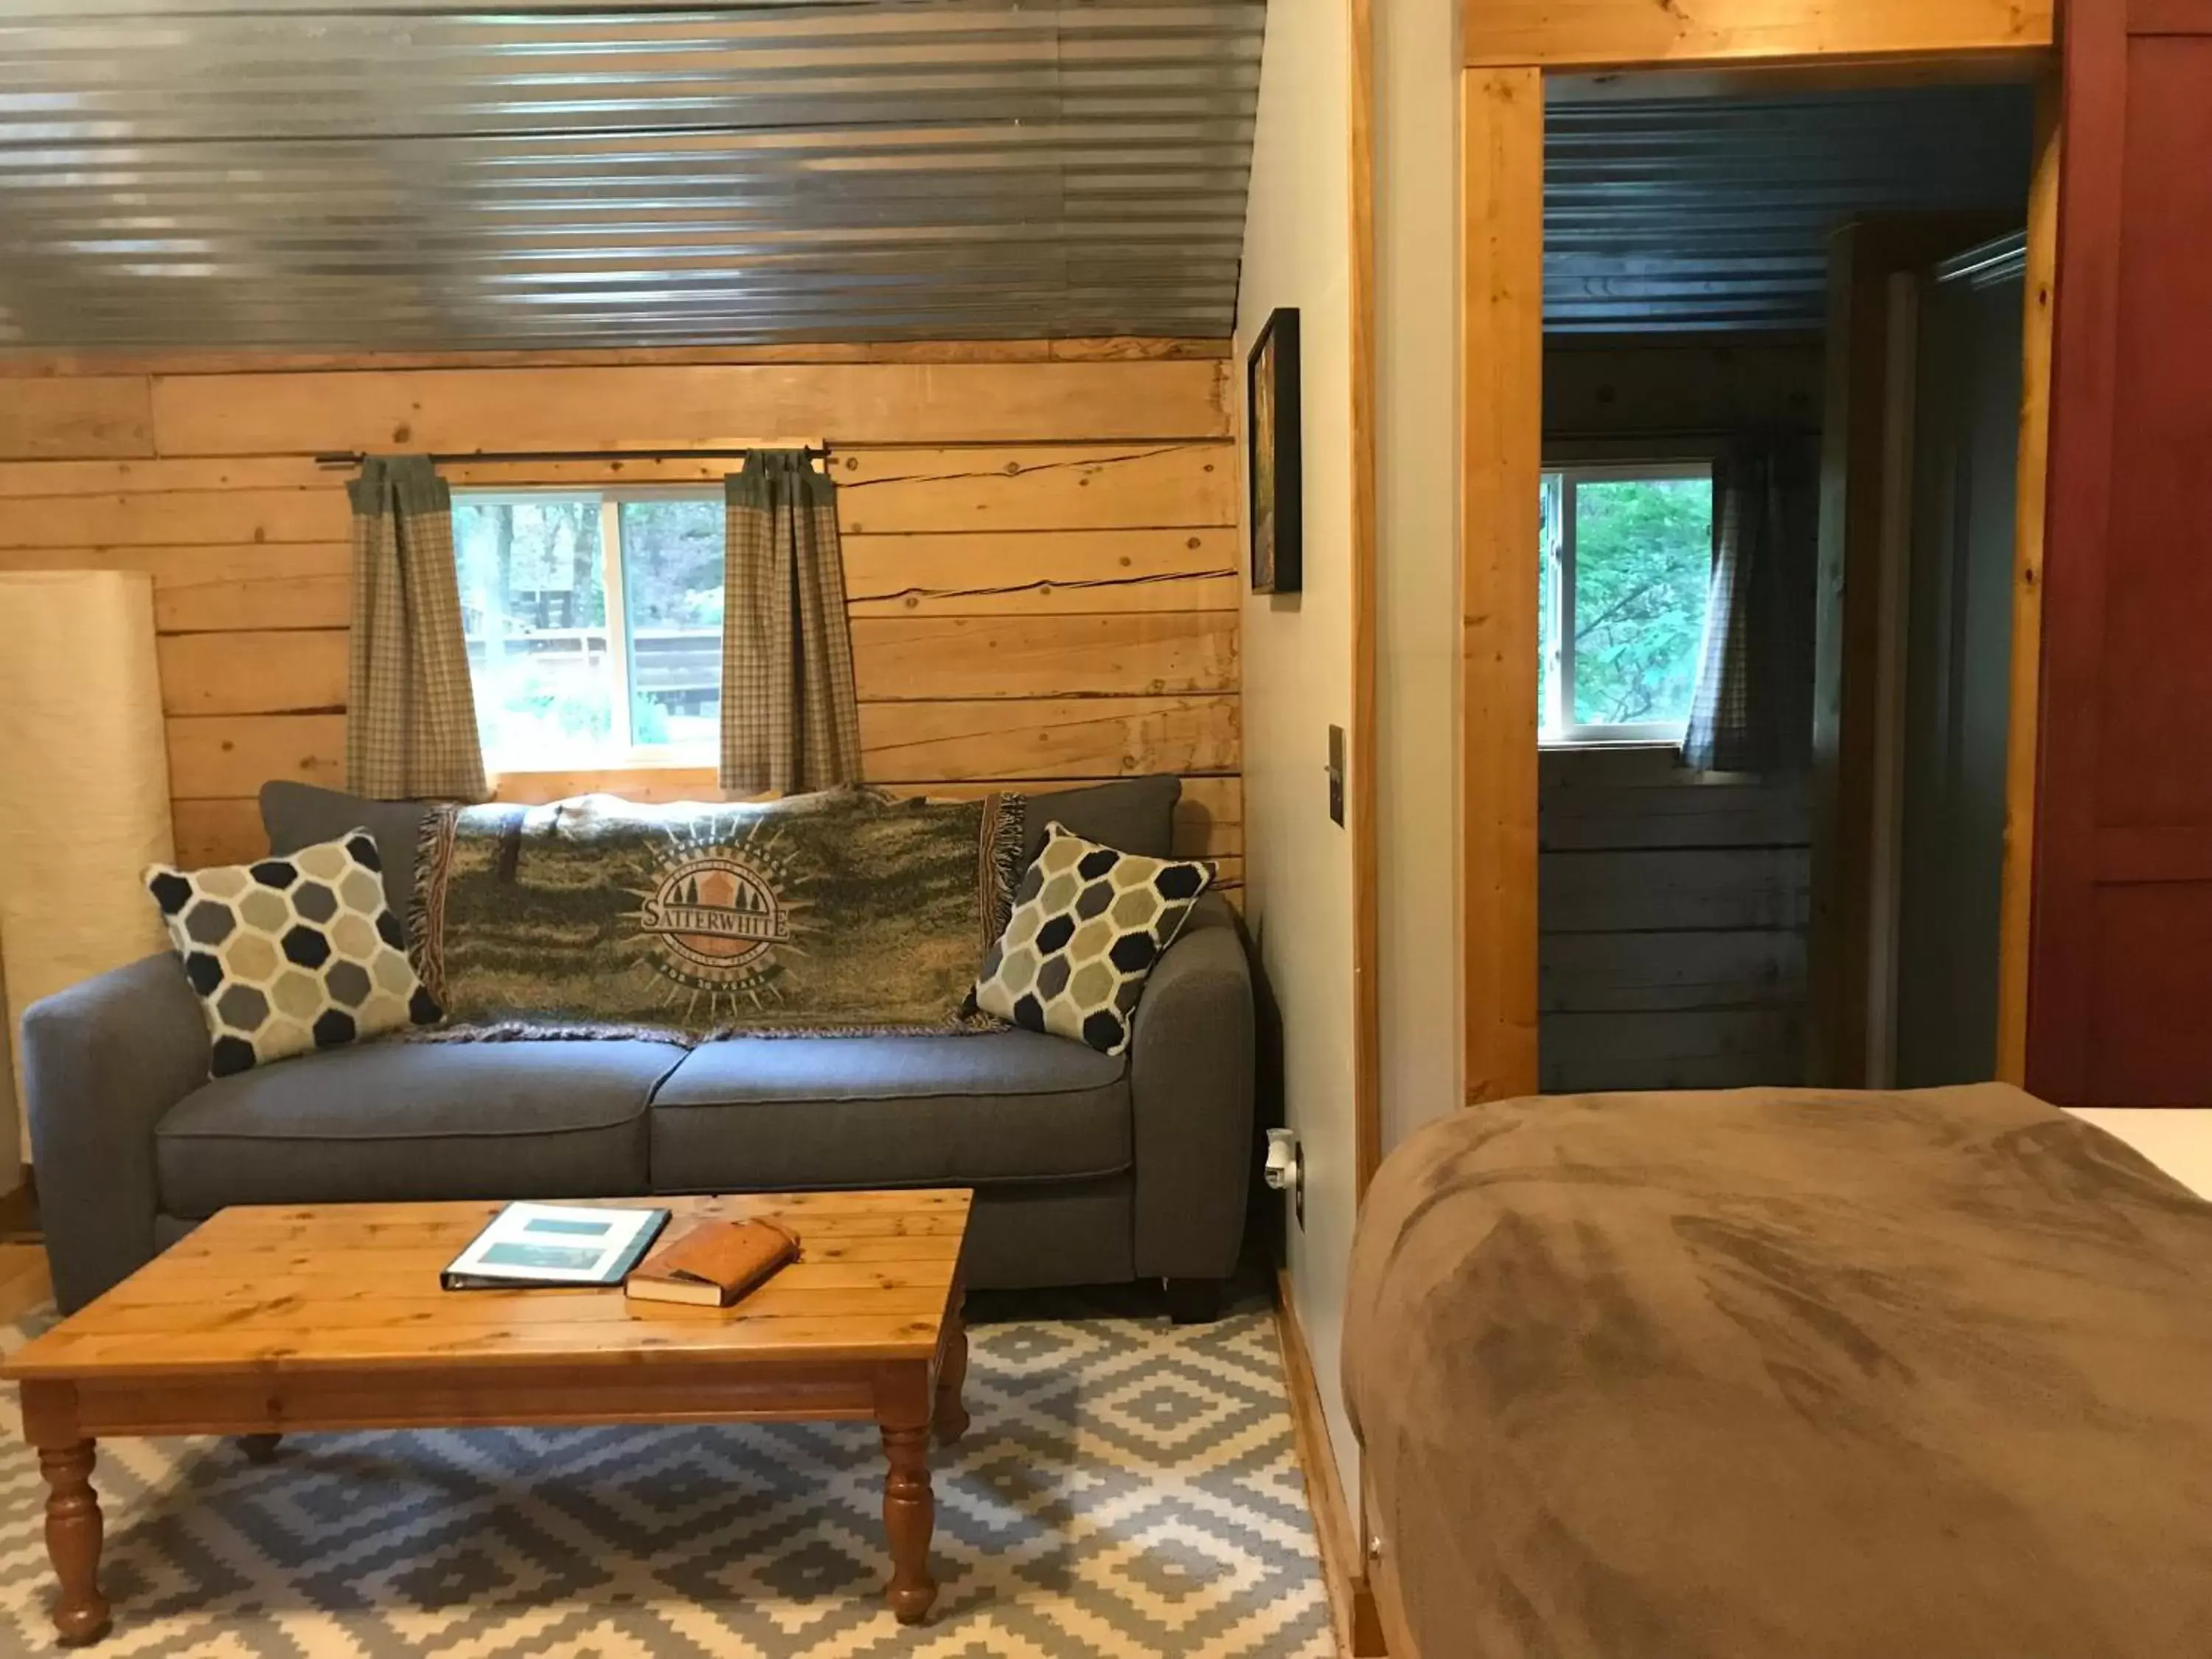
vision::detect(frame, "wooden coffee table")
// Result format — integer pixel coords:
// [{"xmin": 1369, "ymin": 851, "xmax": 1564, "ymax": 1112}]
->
[{"xmin": 2, "ymin": 1189, "xmax": 973, "ymax": 1646}]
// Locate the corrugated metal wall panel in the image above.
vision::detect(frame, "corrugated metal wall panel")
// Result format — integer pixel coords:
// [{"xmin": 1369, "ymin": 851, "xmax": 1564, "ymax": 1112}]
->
[
  {"xmin": 0, "ymin": 1, "xmax": 1265, "ymax": 349},
  {"xmin": 1545, "ymin": 84, "xmax": 2037, "ymax": 333}
]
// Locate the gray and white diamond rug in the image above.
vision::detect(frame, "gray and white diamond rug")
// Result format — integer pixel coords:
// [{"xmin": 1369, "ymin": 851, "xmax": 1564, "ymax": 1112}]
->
[{"xmin": 0, "ymin": 1287, "xmax": 1334, "ymax": 1658}]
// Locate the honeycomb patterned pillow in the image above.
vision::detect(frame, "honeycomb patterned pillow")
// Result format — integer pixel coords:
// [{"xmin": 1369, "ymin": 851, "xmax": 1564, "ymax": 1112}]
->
[
  {"xmin": 144, "ymin": 830, "xmax": 440, "ymax": 1077},
  {"xmin": 970, "ymin": 822, "xmax": 1212, "ymax": 1055}
]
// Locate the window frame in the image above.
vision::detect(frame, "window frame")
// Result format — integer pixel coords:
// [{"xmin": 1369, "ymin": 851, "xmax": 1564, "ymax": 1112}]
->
[
  {"xmin": 1540, "ymin": 458, "xmax": 1717, "ymax": 749},
  {"xmin": 453, "ymin": 484, "xmax": 724, "ymax": 771}
]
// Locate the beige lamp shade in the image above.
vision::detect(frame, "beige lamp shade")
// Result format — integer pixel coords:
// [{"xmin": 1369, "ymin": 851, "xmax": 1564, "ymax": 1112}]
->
[{"xmin": 0, "ymin": 571, "xmax": 178, "ymax": 1183}]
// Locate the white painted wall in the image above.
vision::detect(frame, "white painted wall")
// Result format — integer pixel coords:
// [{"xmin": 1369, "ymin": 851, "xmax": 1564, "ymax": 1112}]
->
[
  {"xmin": 1375, "ymin": 0, "xmax": 1465, "ymax": 1152},
  {"xmin": 1237, "ymin": 0, "xmax": 1360, "ymax": 1506}
]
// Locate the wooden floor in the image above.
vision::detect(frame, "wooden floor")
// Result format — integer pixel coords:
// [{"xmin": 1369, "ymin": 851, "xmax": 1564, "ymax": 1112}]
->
[{"xmin": 0, "ymin": 1175, "xmax": 49, "ymax": 1324}]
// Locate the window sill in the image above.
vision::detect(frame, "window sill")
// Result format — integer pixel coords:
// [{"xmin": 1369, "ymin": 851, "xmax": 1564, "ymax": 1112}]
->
[
  {"xmin": 1537, "ymin": 737, "xmax": 1685, "ymax": 753},
  {"xmin": 491, "ymin": 757, "xmax": 714, "ymax": 775},
  {"xmin": 489, "ymin": 761, "xmax": 722, "ymax": 806}
]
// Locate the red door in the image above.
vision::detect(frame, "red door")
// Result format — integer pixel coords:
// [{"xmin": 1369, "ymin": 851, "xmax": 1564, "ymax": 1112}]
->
[{"xmin": 2031, "ymin": 0, "xmax": 2212, "ymax": 1104}]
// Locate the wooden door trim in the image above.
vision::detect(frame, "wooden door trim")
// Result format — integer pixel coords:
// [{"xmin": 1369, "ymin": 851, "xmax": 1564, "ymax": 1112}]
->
[
  {"xmin": 1459, "ymin": 66, "xmax": 1546, "ymax": 1107},
  {"xmin": 1995, "ymin": 74, "xmax": 2062, "ymax": 1085}
]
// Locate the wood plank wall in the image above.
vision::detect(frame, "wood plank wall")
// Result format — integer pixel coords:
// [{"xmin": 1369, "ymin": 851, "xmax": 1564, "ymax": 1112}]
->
[
  {"xmin": 1540, "ymin": 748, "xmax": 1811, "ymax": 1090},
  {"xmin": 1540, "ymin": 338, "xmax": 1822, "ymax": 1091},
  {"xmin": 0, "ymin": 343, "xmax": 1244, "ymax": 888}
]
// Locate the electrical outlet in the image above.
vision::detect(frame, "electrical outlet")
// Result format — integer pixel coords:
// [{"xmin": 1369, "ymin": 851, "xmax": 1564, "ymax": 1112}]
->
[{"xmin": 1265, "ymin": 1128, "xmax": 1305, "ymax": 1228}]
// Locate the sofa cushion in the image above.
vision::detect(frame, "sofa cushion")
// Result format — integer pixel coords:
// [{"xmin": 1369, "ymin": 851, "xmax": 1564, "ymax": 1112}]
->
[
  {"xmin": 649, "ymin": 1031, "xmax": 1130, "ymax": 1192},
  {"xmin": 156, "ymin": 1040, "xmax": 678, "ymax": 1216},
  {"xmin": 1023, "ymin": 776, "xmax": 1180, "ymax": 864}
]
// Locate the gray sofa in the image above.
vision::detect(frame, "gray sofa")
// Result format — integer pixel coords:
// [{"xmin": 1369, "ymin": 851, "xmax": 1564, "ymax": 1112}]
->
[{"xmin": 24, "ymin": 777, "xmax": 1253, "ymax": 1320}]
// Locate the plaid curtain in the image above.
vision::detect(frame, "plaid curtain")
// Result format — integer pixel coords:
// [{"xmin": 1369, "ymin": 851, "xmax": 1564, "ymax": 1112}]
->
[
  {"xmin": 1683, "ymin": 437, "xmax": 1818, "ymax": 773},
  {"xmin": 720, "ymin": 451, "xmax": 864, "ymax": 793},
  {"xmin": 345, "ymin": 456, "xmax": 487, "ymax": 801}
]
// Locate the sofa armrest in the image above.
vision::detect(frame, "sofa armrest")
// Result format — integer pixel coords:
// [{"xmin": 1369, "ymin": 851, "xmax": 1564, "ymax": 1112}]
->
[
  {"xmin": 22, "ymin": 953, "xmax": 208, "ymax": 1312},
  {"xmin": 1129, "ymin": 894, "xmax": 1254, "ymax": 1280}
]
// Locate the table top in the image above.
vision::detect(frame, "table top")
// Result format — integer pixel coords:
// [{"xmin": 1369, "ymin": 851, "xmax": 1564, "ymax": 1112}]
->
[{"xmin": 4, "ymin": 1191, "xmax": 972, "ymax": 1382}]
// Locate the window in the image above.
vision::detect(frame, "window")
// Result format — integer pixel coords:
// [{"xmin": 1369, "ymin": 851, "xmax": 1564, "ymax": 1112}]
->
[
  {"xmin": 1540, "ymin": 463, "xmax": 1715, "ymax": 745},
  {"xmin": 453, "ymin": 490, "xmax": 723, "ymax": 768}
]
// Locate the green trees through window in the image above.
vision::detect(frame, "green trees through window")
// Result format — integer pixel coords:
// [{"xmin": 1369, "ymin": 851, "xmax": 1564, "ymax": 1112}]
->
[
  {"xmin": 453, "ymin": 491, "xmax": 723, "ymax": 766},
  {"xmin": 1540, "ymin": 467, "xmax": 1714, "ymax": 740}
]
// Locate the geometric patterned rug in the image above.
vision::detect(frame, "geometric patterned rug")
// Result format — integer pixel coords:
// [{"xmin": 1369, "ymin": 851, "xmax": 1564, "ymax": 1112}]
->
[{"xmin": 0, "ymin": 1287, "xmax": 1335, "ymax": 1657}]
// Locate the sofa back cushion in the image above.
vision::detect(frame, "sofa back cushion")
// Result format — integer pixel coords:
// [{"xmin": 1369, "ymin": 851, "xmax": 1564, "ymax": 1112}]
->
[
  {"xmin": 1021, "ymin": 776, "xmax": 1180, "ymax": 865},
  {"xmin": 260, "ymin": 781, "xmax": 431, "ymax": 920}
]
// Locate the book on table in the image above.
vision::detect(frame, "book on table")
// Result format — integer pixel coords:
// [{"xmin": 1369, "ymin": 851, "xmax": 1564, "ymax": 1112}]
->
[
  {"xmin": 439, "ymin": 1201, "xmax": 670, "ymax": 1290},
  {"xmin": 625, "ymin": 1217, "xmax": 804, "ymax": 1309}
]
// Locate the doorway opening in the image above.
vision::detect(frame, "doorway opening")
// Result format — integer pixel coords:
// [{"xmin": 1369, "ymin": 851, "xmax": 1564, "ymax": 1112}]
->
[{"xmin": 1534, "ymin": 77, "xmax": 2039, "ymax": 1093}]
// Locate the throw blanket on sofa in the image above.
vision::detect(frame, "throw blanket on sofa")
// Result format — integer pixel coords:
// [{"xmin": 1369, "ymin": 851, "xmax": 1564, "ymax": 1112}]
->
[{"xmin": 414, "ymin": 788, "xmax": 1022, "ymax": 1040}]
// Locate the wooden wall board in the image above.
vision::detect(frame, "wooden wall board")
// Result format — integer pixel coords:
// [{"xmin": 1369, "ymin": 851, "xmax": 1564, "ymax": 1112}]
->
[
  {"xmin": 150, "ymin": 613, "xmax": 1239, "ymax": 718},
  {"xmin": 0, "ymin": 456, "xmax": 328, "ymax": 496},
  {"xmin": 156, "ymin": 631, "xmax": 347, "ymax": 716},
  {"xmin": 17, "ymin": 532, "xmax": 1235, "ymax": 630},
  {"xmin": 832, "ymin": 445, "xmax": 1238, "ymax": 535},
  {"xmin": 849, "ymin": 613, "xmax": 1237, "ymax": 700},
  {"xmin": 856, "ymin": 695, "xmax": 1240, "ymax": 783},
  {"xmin": 1460, "ymin": 67, "xmax": 1546, "ymax": 1107},
  {"xmin": 0, "ymin": 378, "xmax": 153, "ymax": 461},
  {"xmin": 1541, "ymin": 929, "xmax": 1806, "ymax": 1015},
  {"xmin": 1543, "ymin": 846, "xmax": 1811, "ymax": 934},
  {"xmin": 169, "ymin": 799, "xmax": 266, "ymax": 867},
  {"xmin": 0, "ymin": 488, "xmax": 348, "ymax": 550},
  {"xmin": 426, "ymin": 445, "xmax": 1239, "ymax": 533},
  {"xmin": 145, "ymin": 362, "xmax": 1233, "ymax": 456},
  {"xmin": 435, "ymin": 444, "xmax": 1241, "ymax": 533},
  {"xmin": 167, "ymin": 714, "xmax": 347, "ymax": 799},
  {"xmin": 1540, "ymin": 777, "xmax": 1809, "ymax": 850},
  {"xmin": 842, "ymin": 530, "xmax": 1238, "ymax": 616},
  {"xmin": 0, "ymin": 338, "xmax": 1232, "ymax": 379},
  {"xmin": 167, "ymin": 696, "xmax": 1238, "ymax": 804},
  {"xmin": 1540, "ymin": 1007, "xmax": 1801, "ymax": 1092},
  {"xmin": 1461, "ymin": 0, "xmax": 2054, "ymax": 69}
]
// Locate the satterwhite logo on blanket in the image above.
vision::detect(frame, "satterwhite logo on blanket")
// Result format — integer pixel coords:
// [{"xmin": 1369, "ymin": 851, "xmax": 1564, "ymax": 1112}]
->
[{"xmin": 630, "ymin": 823, "xmax": 806, "ymax": 1006}]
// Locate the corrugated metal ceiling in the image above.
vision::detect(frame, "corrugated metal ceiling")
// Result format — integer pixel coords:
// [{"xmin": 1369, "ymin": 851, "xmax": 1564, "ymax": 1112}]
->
[
  {"xmin": 0, "ymin": 1, "xmax": 1265, "ymax": 350},
  {"xmin": 1546, "ymin": 83, "xmax": 2037, "ymax": 334}
]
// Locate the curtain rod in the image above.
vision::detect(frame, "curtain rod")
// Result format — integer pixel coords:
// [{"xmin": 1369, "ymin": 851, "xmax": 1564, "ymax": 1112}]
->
[{"xmin": 313, "ymin": 443, "xmax": 832, "ymax": 471}]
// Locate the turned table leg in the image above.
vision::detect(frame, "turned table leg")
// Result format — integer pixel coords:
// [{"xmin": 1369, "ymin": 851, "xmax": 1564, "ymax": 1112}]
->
[
  {"xmin": 879, "ymin": 1421, "xmax": 937, "ymax": 1624},
  {"xmin": 38, "ymin": 1441, "xmax": 110, "ymax": 1646},
  {"xmin": 933, "ymin": 1302, "xmax": 970, "ymax": 1446}
]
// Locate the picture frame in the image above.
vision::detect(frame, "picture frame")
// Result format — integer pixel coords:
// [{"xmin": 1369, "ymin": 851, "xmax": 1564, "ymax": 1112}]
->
[{"xmin": 1246, "ymin": 307, "xmax": 1303, "ymax": 594}]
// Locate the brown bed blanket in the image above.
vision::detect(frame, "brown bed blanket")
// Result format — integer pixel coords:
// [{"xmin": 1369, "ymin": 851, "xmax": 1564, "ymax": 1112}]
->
[{"xmin": 1344, "ymin": 1085, "xmax": 2212, "ymax": 1658}]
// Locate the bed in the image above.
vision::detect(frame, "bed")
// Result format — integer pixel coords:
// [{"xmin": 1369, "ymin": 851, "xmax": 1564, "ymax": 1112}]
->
[{"xmin": 1343, "ymin": 1084, "xmax": 2212, "ymax": 1659}]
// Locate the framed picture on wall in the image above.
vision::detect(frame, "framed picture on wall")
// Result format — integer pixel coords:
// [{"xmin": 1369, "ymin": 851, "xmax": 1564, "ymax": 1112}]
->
[{"xmin": 1247, "ymin": 307, "xmax": 1302, "ymax": 594}]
